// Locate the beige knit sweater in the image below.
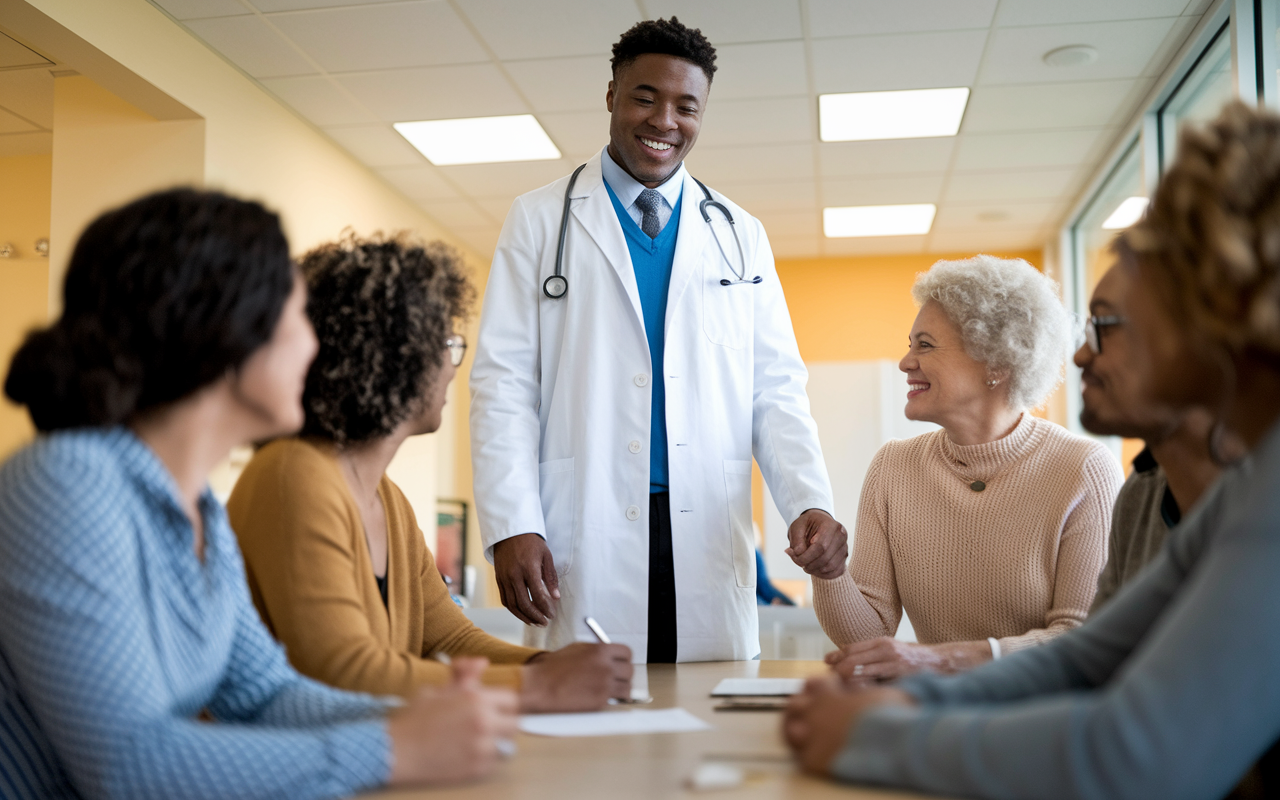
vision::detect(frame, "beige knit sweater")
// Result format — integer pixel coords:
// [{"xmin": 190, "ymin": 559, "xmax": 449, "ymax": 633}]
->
[{"xmin": 813, "ymin": 414, "xmax": 1124, "ymax": 654}]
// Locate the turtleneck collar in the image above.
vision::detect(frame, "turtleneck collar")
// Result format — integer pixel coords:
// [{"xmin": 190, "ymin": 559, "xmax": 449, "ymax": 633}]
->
[{"xmin": 938, "ymin": 413, "xmax": 1043, "ymax": 482}]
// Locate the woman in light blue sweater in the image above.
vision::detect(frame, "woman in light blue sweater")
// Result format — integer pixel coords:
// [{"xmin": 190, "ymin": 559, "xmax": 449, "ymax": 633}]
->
[
  {"xmin": 784, "ymin": 101, "xmax": 1280, "ymax": 800},
  {"xmin": 0, "ymin": 188, "xmax": 517, "ymax": 799}
]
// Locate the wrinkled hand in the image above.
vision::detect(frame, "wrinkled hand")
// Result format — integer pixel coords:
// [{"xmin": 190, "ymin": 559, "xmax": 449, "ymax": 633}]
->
[
  {"xmin": 786, "ymin": 509, "xmax": 848, "ymax": 579},
  {"xmin": 493, "ymin": 533, "xmax": 559, "ymax": 626},
  {"xmin": 825, "ymin": 637, "xmax": 992, "ymax": 684},
  {"xmin": 387, "ymin": 657, "xmax": 519, "ymax": 786},
  {"xmin": 521, "ymin": 642, "xmax": 633, "ymax": 712},
  {"xmin": 783, "ymin": 675, "xmax": 914, "ymax": 775}
]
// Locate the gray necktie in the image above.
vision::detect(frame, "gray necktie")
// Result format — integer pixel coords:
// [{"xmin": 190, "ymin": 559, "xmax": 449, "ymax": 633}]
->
[{"xmin": 634, "ymin": 189, "xmax": 663, "ymax": 238}]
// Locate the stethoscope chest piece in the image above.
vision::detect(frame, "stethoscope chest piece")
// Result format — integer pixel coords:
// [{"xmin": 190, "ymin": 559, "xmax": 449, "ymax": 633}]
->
[{"xmin": 543, "ymin": 274, "xmax": 568, "ymax": 299}]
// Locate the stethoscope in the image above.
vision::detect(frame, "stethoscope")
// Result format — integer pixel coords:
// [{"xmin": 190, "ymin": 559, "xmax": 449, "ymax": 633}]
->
[{"xmin": 543, "ymin": 163, "xmax": 761, "ymax": 299}]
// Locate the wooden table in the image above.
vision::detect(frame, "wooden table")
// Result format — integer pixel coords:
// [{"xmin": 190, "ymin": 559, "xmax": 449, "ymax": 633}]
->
[{"xmin": 363, "ymin": 661, "xmax": 934, "ymax": 799}]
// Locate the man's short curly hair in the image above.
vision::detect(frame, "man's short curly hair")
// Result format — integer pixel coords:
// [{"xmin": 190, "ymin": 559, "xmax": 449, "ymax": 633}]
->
[
  {"xmin": 1120, "ymin": 101, "xmax": 1280, "ymax": 363},
  {"xmin": 611, "ymin": 17, "xmax": 717, "ymax": 82},
  {"xmin": 299, "ymin": 233, "xmax": 474, "ymax": 446},
  {"xmin": 912, "ymin": 255, "xmax": 1070, "ymax": 411}
]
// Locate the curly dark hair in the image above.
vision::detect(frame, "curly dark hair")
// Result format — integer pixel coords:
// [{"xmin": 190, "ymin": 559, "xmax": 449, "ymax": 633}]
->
[
  {"xmin": 299, "ymin": 233, "xmax": 474, "ymax": 446},
  {"xmin": 611, "ymin": 17, "xmax": 717, "ymax": 82},
  {"xmin": 5, "ymin": 188, "xmax": 293, "ymax": 432}
]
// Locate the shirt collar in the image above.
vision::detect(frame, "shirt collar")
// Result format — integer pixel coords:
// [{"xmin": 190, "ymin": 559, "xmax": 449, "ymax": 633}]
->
[{"xmin": 600, "ymin": 146, "xmax": 685, "ymax": 210}]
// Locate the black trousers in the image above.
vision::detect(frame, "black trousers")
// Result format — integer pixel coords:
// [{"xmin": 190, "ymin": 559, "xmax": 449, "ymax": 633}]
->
[{"xmin": 647, "ymin": 492, "xmax": 677, "ymax": 663}]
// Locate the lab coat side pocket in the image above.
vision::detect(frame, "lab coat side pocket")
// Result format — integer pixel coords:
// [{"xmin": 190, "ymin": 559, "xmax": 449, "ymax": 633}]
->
[
  {"xmin": 723, "ymin": 459, "xmax": 756, "ymax": 589},
  {"xmin": 538, "ymin": 458, "xmax": 576, "ymax": 577}
]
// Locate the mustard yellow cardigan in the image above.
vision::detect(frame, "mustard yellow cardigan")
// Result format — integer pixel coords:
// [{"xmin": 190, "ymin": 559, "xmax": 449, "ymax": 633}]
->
[{"xmin": 227, "ymin": 437, "xmax": 539, "ymax": 696}]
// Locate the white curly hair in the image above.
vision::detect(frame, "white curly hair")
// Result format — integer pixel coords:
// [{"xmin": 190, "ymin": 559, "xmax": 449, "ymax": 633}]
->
[{"xmin": 912, "ymin": 254, "xmax": 1070, "ymax": 411}]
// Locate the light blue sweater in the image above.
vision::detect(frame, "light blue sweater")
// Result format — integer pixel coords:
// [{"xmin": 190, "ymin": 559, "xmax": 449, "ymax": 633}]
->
[
  {"xmin": 832, "ymin": 419, "xmax": 1279, "ymax": 799},
  {"xmin": 0, "ymin": 428, "xmax": 392, "ymax": 799}
]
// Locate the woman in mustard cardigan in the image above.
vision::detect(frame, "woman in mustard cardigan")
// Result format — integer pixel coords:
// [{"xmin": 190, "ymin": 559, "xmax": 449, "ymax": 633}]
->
[{"xmin": 228, "ymin": 233, "xmax": 631, "ymax": 711}]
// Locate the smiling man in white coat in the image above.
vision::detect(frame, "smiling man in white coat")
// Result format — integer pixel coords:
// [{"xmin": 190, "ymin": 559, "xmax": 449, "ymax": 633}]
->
[{"xmin": 470, "ymin": 17, "xmax": 846, "ymax": 663}]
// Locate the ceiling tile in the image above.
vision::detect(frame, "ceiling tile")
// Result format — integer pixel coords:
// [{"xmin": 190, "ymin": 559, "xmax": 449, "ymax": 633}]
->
[
  {"xmin": 822, "ymin": 235, "xmax": 927, "ymax": 256},
  {"xmin": 768, "ymin": 235, "xmax": 822, "ymax": 259},
  {"xmin": 963, "ymin": 79, "xmax": 1148, "ymax": 133},
  {"xmin": 185, "ymin": 16, "xmax": 315, "ymax": 78},
  {"xmin": 953, "ymin": 128, "xmax": 1112, "ymax": 171},
  {"xmin": 252, "ymin": 0, "xmax": 410, "ymax": 10},
  {"xmin": 819, "ymin": 139, "xmax": 955, "ymax": 177},
  {"xmin": 452, "ymin": 225, "xmax": 501, "ymax": 258},
  {"xmin": 0, "ymin": 108, "xmax": 38, "ymax": 134},
  {"xmin": 459, "ymin": 0, "xmax": 639, "ymax": 60},
  {"xmin": 151, "ymin": 0, "xmax": 249, "ymax": 19},
  {"xmin": 697, "ymin": 96, "xmax": 812, "ymax": 147},
  {"xmin": 0, "ymin": 33, "xmax": 52, "ymax": 69},
  {"xmin": 927, "ymin": 227, "xmax": 1045, "ymax": 253},
  {"xmin": 420, "ymin": 200, "xmax": 498, "ymax": 229},
  {"xmin": 821, "ymin": 174, "xmax": 946, "ymax": 206},
  {"xmin": 931, "ymin": 200, "xmax": 1062, "ymax": 230},
  {"xmin": 807, "ymin": 0, "xmax": 997, "ymax": 38},
  {"xmin": 1182, "ymin": 0, "xmax": 1213, "ymax": 14},
  {"xmin": 377, "ymin": 164, "xmax": 461, "ymax": 202},
  {"xmin": 943, "ymin": 167, "xmax": 1081, "ymax": 202},
  {"xmin": 810, "ymin": 30, "xmax": 988, "ymax": 94},
  {"xmin": 474, "ymin": 196, "xmax": 516, "ymax": 221},
  {"xmin": 438, "ymin": 159, "xmax": 572, "ymax": 197},
  {"xmin": 713, "ymin": 180, "xmax": 817, "ymax": 214},
  {"xmin": 978, "ymin": 17, "xmax": 1179, "ymax": 85},
  {"xmin": 685, "ymin": 143, "xmax": 814, "ymax": 184},
  {"xmin": 0, "ymin": 131, "xmax": 51, "ymax": 157},
  {"xmin": 325, "ymin": 125, "xmax": 425, "ymax": 167},
  {"xmin": 505, "ymin": 56, "xmax": 612, "ymax": 113},
  {"xmin": 0, "ymin": 69, "xmax": 54, "ymax": 128},
  {"xmin": 260, "ymin": 75, "xmax": 379, "ymax": 125},
  {"xmin": 268, "ymin": 2, "xmax": 488, "ymax": 73},
  {"xmin": 536, "ymin": 110, "xmax": 610, "ymax": 160},
  {"xmin": 710, "ymin": 41, "xmax": 807, "ymax": 101},
  {"xmin": 994, "ymin": 0, "xmax": 1189, "ymax": 26},
  {"xmin": 643, "ymin": 0, "xmax": 803, "ymax": 44},
  {"xmin": 754, "ymin": 209, "xmax": 820, "ymax": 238},
  {"xmin": 335, "ymin": 64, "xmax": 526, "ymax": 122}
]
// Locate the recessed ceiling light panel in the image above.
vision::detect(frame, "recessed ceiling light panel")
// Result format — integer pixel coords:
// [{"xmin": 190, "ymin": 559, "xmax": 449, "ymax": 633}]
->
[
  {"xmin": 819, "ymin": 88, "xmax": 969, "ymax": 142},
  {"xmin": 1101, "ymin": 196, "xmax": 1149, "ymax": 230},
  {"xmin": 823, "ymin": 204, "xmax": 937, "ymax": 238},
  {"xmin": 394, "ymin": 114, "xmax": 561, "ymax": 166}
]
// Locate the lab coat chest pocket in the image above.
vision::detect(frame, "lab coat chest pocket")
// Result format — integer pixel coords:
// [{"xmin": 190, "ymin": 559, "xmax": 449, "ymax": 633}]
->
[
  {"xmin": 723, "ymin": 459, "xmax": 756, "ymax": 588},
  {"xmin": 702, "ymin": 272, "xmax": 753, "ymax": 349},
  {"xmin": 538, "ymin": 458, "xmax": 576, "ymax": 576}
]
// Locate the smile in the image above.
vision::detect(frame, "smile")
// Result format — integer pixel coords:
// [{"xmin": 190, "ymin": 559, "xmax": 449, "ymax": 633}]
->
[
  {"xmin": 640, "ymin": 137, "xmax": 674, "ymax": 152},
  {"xmin": 907, "ymin": 381, "xmax": 930, "ymax": 397}
]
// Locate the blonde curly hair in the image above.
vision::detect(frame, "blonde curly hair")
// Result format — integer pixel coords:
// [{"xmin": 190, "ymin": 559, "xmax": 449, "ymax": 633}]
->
[
  {"xmin": 912, "ymin": 255, "xmax": 1070, "ymax": 411},
  {"xmin": 1120, "ymin": 101, "xmax": 1280, "ymax": 361}
]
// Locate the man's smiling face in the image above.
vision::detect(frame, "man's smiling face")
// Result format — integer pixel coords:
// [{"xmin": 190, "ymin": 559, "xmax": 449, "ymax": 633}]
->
[{"xmin": 606, "ymin": 52, "xmax": 710, "ymax": 188}]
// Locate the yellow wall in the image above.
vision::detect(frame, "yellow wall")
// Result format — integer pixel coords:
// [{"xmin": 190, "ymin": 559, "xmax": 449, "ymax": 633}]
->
[{"xmin": 0, "ymin": 153, "xmax": 52, "ymax": 458}]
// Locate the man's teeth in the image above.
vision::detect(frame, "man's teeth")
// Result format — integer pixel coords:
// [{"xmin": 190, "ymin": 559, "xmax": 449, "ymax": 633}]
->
[{"xmin": 641, "ymin": 138, "xmax": 673, "ymax": 151}]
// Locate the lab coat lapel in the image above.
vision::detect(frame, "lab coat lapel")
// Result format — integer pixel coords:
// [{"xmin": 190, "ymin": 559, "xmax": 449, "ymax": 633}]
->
[
  {"xmin": 665, "ymin": 172, "xmax": 714, "ymax": 333},
  {"xmin": 569, "ymin": 155, "xmax": 646, "ymax": 330}
]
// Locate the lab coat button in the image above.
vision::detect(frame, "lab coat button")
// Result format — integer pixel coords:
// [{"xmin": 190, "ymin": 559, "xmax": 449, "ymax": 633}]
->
[
  {"xmin": 628, "ymin": 440, "xmax": 642, "ymax": 454},
  {"xmin": 634, "ymin": 374, "xmax": 649, "ymax": 387},
  {"xmin": 626, "ymin": 505, "xmax": 641, "ymax": 521}
]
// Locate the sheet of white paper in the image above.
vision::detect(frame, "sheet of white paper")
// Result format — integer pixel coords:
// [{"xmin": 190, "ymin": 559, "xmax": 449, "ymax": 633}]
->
[
  {"xmin": 710, "ymin": 678, "xmax": 805, "ymax": 697},
  {"xmin": 519, "ymin": 708, "xmax": 711, "ymax": 737}
]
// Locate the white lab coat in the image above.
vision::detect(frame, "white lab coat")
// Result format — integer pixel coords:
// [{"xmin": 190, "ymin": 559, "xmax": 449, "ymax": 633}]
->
[{"xmin": 470, "ymin": 151, "xmax": 833, "ymax": 662}]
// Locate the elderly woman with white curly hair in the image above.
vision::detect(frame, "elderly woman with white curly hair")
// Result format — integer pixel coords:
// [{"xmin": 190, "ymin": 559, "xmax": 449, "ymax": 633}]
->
[{"xmin": 813, "ymin": 255, "xmax": 1124, "ymax": 681}]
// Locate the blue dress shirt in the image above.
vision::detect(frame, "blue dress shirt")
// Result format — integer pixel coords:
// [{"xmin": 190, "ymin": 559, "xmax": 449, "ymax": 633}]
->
[{"xmin": 0, "ymin": 428, "xmax": 392, "ymax": 800}]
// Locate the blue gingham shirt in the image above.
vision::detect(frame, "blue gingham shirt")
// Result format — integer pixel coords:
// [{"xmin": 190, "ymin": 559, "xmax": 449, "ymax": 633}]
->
[{"xmin": 0, "ymin": 428, "xmax": 392, "ymax": 799}]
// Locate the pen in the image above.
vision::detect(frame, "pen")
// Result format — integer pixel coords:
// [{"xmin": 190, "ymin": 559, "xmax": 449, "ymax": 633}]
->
[
  {"xmin": 431, "ymin": 651, "xmax": 517, "ymax": 758},
  {"xmin": 583, "ymin": 617, "xmax": 653, "ymax": 705}
]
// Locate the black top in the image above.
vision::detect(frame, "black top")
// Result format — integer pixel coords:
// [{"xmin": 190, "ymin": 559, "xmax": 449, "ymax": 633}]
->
[
  {"xmin": 1133, "ymin": 447, "xmax": 1182, "ymax": 528},
  {"xmin": 374, "ymin": 573, "xmax": 388, "ymax": 608}
]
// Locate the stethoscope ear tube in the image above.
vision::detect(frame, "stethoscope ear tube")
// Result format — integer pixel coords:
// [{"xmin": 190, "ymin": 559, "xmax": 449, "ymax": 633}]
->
[{"xmin": 546, "ymin": 163, "xmax": 589, "ymax": 300}]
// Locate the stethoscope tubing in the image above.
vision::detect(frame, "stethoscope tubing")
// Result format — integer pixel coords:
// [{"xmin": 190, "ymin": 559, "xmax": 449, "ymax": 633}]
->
[{"xmin": 545, "ymin": 164, "xmax": 759, "ymax": 300}]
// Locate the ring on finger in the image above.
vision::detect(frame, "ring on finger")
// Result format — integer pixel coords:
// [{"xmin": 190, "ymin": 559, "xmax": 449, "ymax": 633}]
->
[{"xmin": 853, "ymin": 664, "xmax": 864, "ymax": 676}]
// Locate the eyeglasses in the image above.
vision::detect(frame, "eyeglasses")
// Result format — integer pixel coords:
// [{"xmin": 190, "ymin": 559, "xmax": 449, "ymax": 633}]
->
[
  {"xmin": 1084, "ymin": 315, "xmax": 1126, "ymax": 355},
  {"xmin": 445, "ymin": 334, "xmax": 467, "ymax": 367}
]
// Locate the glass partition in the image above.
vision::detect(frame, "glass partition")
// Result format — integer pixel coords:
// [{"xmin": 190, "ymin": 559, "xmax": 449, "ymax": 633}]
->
[
  {"xmin": 1073, "ymin": 139, "xmax": 1143, "ymax": 298},
  {"xmin": 1159, "ymin": 24, "xmax": 1234, "ymax": 169}
]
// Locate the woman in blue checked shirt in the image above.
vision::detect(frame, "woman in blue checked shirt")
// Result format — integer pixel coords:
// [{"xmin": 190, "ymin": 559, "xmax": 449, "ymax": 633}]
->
[{"xmin": 0, "ymin": 188, "xmax": 516, "ymax": 800}]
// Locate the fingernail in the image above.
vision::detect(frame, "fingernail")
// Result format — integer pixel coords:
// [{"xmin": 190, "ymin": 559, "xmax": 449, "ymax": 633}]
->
[{"xmin": 552, "ymin": 589, "xmax": 561, "ymax": 599}]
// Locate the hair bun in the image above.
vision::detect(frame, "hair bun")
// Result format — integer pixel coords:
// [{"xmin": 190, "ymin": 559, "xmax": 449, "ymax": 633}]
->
[{"xmin": 5, "ymin": 320, "xmax": 143, "ymax": 432}]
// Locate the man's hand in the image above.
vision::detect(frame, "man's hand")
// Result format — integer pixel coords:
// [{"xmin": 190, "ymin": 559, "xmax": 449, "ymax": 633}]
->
[
  {"xmin": 825, "ymin": 637, "xmax": 993, "ymax": 684},
  {"xmin": 493, "ymin": 533, "xmax": 559, "ymax": 626},
  {"xmin": 520, "ymin": 642, "xmax": 633, "ymax": 712},
  {"xmin": 783, "ymin": 676, "xmax": 914, "ymax": 776},
  {"xmin": 786, "ymin": 509, "xmax": 848, "ymax": 579}
]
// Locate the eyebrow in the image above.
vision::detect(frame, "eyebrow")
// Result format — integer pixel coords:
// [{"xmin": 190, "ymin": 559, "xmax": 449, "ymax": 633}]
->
[
  {"xmin": 632, "ymin": 84, "xmax": 701, "ymax": 103},
  {"xmin": 1089, "ymin": 299, "xmax": 1116, "ymax": 314}
]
